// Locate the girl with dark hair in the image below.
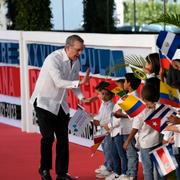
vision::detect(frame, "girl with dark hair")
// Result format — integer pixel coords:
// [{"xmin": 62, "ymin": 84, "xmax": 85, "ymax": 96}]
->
[{"xmin": 143, "ymin": 52, "xmax": 160, "ymax": 78}]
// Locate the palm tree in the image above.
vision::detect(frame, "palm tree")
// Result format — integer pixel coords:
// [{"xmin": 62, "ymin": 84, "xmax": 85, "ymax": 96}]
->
[{"xmin": 149, "ymin": 12, "xmax": 180, "ymax": 28}]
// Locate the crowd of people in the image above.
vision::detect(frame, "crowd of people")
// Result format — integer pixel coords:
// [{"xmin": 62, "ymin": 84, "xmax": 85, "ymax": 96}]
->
[
  {"xmin": 92, "ymin": 53, "xmax": 180, "ymax": 180},
  {"xmin": 30, "ymin": 34, "xmax": 180, "ymax": 180}
]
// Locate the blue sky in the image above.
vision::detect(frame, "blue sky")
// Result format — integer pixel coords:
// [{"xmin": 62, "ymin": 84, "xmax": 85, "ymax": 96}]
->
[{"xmin": 51, "ymin": 0, "xmax": 83, "ymax": 30}]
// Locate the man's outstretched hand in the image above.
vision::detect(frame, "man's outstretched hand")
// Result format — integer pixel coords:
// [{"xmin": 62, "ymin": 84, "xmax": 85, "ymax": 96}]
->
[{"xmin": 79, "ymin": 68, "xmax": 90, "ymax": 85}]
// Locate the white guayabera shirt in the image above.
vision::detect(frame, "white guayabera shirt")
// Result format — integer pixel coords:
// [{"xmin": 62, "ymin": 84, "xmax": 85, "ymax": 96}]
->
[{"xmin": 30, "ymin": 49, "xmax": 84, "ymax": 115}]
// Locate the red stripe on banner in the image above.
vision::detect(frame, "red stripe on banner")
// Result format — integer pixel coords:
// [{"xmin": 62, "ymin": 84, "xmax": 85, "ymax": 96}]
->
[
  {"xmin": 156, "ymin": 147, "xmax": 174, "ymax": 174},
  {"xmin": 29, "ymin": 69, "xmax": 40, "ymax": 97},
  {"xmin": 0, "ymin": 66, "xmax": 20, "ymax": 97}
]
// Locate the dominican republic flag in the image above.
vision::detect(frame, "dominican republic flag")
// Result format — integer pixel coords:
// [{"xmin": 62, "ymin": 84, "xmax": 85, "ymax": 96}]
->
[
  {"xmin": 106, "ymin": 82, "xmax": 126, "ymax": 97},
  {"xmin": 150, "ymin": 144, "xmax": 178, "ymax": 176},
  {"xmin": 156, "ymin": 31, "xmax": 180, "ymax": 60},
  {"xmin": 118, "ymin": 95, "xmax": 146, "ymax": 118},
  {"xmin": 145, "ymin": 104, "xmax": 177, "ymax": 132},
  {"xmin": 159, "ymin": 51, "xmax": 171, "ymax": 70},
  {"xmin": 160, "ymin": 81, "xmax": 180, "ymax": 108}
]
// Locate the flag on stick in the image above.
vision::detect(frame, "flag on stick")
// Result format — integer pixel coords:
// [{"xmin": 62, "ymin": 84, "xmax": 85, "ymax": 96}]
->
[
  {"xmin": 129, "ymin": 64, "xmax": 147, "ymax": 80},
  {"xmin": 105, "ymin": 82, "xmax": 126, "ymax": 97},
  {"xmin": 145, "ymin": 104, "xmax": 177, "ymax": 132},
  {"xmin": 150, "ymin": 144, "xmax": 178, "ymax": 177},
  {"xmin": 90, "ymin": 134, "xmax": 106, "ymax": 157},
  {"xmin": 156, "ymin": 31, "xmax": 180, "ymax": 59},
  {"xmin": 118, "ymin": 95, "xmax": 146, "ymax": 118},
  {"xmin": 160, "ymin": 81, "xmax": 180, "ymax": 108},
  {"xmin": 159, "ymin": 51, "xmax": 171, "ymax": 70}
]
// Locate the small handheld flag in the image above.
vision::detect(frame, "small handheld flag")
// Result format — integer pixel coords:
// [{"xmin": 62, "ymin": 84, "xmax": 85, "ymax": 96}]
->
[
  {"xmin": 160, "ymin": 81, "xmax": 180, "ymax": 108},
  {"xmin": 90, "ymin": 134, "xmax": 106, "ymax": 157},
  {"xmin": 118, "ymin": 95, "xmax": 146, "ymax": 118},
  {"xmin": 150, "ymin": 144, "xmax": 178, "ymax": 177},
  {"xmin": 159, "ymin": 51, "xmax": 171, "ymax": 70},
  {"xmin": 156, "ymin": 31, "xmax": 180, "ymax": 60},
  {"xmin": 129, "ymin": 64, "xmax": 147, "ymax": 80},
  {"xmin": 105, "ymin": 82, "xmax": 126, "ymax": 97},
  {"xmin": 145, "ymin": 104, "xmax": 177, "ymax": 132}
]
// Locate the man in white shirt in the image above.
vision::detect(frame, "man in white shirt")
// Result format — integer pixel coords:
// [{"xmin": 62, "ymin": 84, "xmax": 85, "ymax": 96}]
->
[{"xmin": 30, "ymin": 35, "xmax": 90, "ymax": 180}]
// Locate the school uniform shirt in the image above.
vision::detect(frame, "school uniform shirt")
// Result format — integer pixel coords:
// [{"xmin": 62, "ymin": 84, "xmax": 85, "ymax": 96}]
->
[
  {"xmin": 30, "ymin": 49, "xmax": 84, "ymax": 115},
  {"xmin": 94, "ymin": 100, "xmax": 114, "ymax": 134},
  {"xmin": 132, "ymin": 104, "xmax": 161, "ymax": 149},
  {"xmin": 107, "ymin": 98, "xmax": 132, "ymax": 137},
  {"xmin": 174, "ymin": 125, "xmax": 180, "ymax": 147}
]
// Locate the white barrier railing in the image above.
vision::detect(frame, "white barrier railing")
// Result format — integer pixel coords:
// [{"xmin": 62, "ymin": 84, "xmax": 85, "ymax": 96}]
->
[{"xmin": 0, "ymin": 31, "xmax": 157, "ymax": 146}]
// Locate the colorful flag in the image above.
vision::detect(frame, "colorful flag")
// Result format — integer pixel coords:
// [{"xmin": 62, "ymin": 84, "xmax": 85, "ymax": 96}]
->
[
  {"xmin": 106, "ymin": 82, "xmax": 126, "ymax": 97},
  {"xmin": 145, "ymin": 104, "xmax": 177, "ymax": 132},
  {"xmin": 129, "ymin": 64, "xmax": 147, "ymax": 80},
  {"xmin": 150, "ymin": 144, "xmax": 178, "ymax": 177},
  {"xmin": 118, "ymin": 95, "xmax": 146, "ymax": 118},
  {"xmin": 68, "ymin": 105, "xmax": 92, "ymax": 136},
  {"xmin": 160, "ymin": 81, "xmax": 180, "ymax": 108},
  {"xmin": 159, "ymin": 51, "xmax": 171, "ymax": 70},
  {"xmin": 90, "ymin": 134, "xmax": 106, "ymax": 157},
  {"xmin": 93, "ymin": 134, "xmax": 106, "ymax": 144},
  {"xmin": 156, "ymin": 31, "xmax": 180, "ymax": 59}
]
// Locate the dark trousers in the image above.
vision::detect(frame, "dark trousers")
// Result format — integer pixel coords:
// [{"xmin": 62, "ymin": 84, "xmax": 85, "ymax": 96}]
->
[{"xmin": 34, "ymin": 104, "xmax": 70, "ymax": 176}]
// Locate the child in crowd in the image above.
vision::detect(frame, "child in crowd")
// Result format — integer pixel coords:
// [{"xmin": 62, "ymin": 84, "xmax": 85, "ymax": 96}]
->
[
  {"xmin": 120, "ymin": 73, "xmax": 141, "ymax": 180},
  {"xmin": 162, "ymin": 57, "xmax": 180, "ymax": 180},
  {"xmin": 104, "ymin": 74, "xmax": 141, "ymax": 180},
  {"xmin": 123, "ymin": 81, "xmax": 165, "ymax": 180},
  {"xmin": 93, "ymin": 81, "xmax": 115, "ymax": 179},
  {"xmin": 83, "ymin": 81, "xmax": 110, "ymax": 103},
  {"xmin": 163, "ymin": 113, "xmax": 180, "ymax": 180},
  {"xmin": 143, "ymin": 52, "xmax": 160, "ymax": 79},
  {"xmin": 166, "ymin": 59, "xmax": 180, "ymax": 91},
  {"xmin": 102, "ymin": 79, "xmax": 129, "ymax": 180},
  {"xmin": 171, "ymin": 59, "xmax": 180, "ymax": 71}
]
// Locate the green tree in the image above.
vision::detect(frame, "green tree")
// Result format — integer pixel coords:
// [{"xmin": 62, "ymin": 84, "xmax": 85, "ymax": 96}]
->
[
  {"xmin": 6, "ymin": 0, "xmax": 17, "ymax": 29},
  {"xmin": 83, "ymin": 0, "xmax": 116, "ymax": 33},
  {"xmin": 6, "ymin": 0, "xmax": 53, "ymax": 31},
  {"xmin": 124, "ymin": 0, "xmax": 180, "ymax": 27}
]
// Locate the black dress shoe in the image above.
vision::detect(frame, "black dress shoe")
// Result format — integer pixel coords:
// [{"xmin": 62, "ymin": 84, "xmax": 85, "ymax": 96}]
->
[
  {"xmin": 56, "ymin": 174, "xmax": 75, "ymax": 180},
  {"xmin": 39, "ymin": 169, "xmax": 52, "ymax": 180}
]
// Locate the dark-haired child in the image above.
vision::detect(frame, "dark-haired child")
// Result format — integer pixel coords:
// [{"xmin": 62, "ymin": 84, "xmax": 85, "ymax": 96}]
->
[
  {"xmin": 123, "ymin": 83, "xmax": 165, "ymax": 180},
  {"xmin": 93, "ymin": 82, "xmax": 115, "ymax": 179}
]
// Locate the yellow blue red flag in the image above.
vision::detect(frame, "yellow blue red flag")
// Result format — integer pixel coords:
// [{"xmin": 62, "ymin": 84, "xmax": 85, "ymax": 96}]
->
[
  {"xmin": 160, "ymin": 81, "xmax": 180, "ymax": 108},
  {"xmin": 118, "ymin": 95, "xmax": 146, "ymax": 118}
]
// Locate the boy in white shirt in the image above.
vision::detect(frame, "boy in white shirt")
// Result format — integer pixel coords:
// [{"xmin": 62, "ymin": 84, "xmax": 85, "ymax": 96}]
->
[
  {"xmin": 102, "ymin": 79, "xmax": 129, "ymax": 180},
  {"xmin": 164, "ymin": 114, "xmax": 180, "ymax": 180},
  {"xmin": 123, "ymin": 83, "xmax": 165, "ymax": 180},
  {"xmin": 104, "ymin": 74, "xmax": 141, "ymax": 180},
  {"xmin": 93, "ymin": 82, "xmax": 115, "ymax": 179}
]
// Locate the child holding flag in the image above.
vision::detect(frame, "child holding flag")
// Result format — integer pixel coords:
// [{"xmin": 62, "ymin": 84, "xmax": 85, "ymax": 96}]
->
[
  {"xmin": 93, "ymin": 81, "xmax": 115, "ymax": 179},
  {"xmin": 164, "ymin": 114, "xmax": 180, "ymax": 180},
  {"xmin": 102, "ymin": 79, "xmax": 130, "ymax": 180},
  {"xmin": 123, "ymin": 82, "xmax": 165, "ymax": 180},
  {"xmin": 143, "ymin": 52, "xmax": 160, "ymax": 79},
  {"xmin": 104, "ymin": 73, "xmax": 141, "ymax": 180}
]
